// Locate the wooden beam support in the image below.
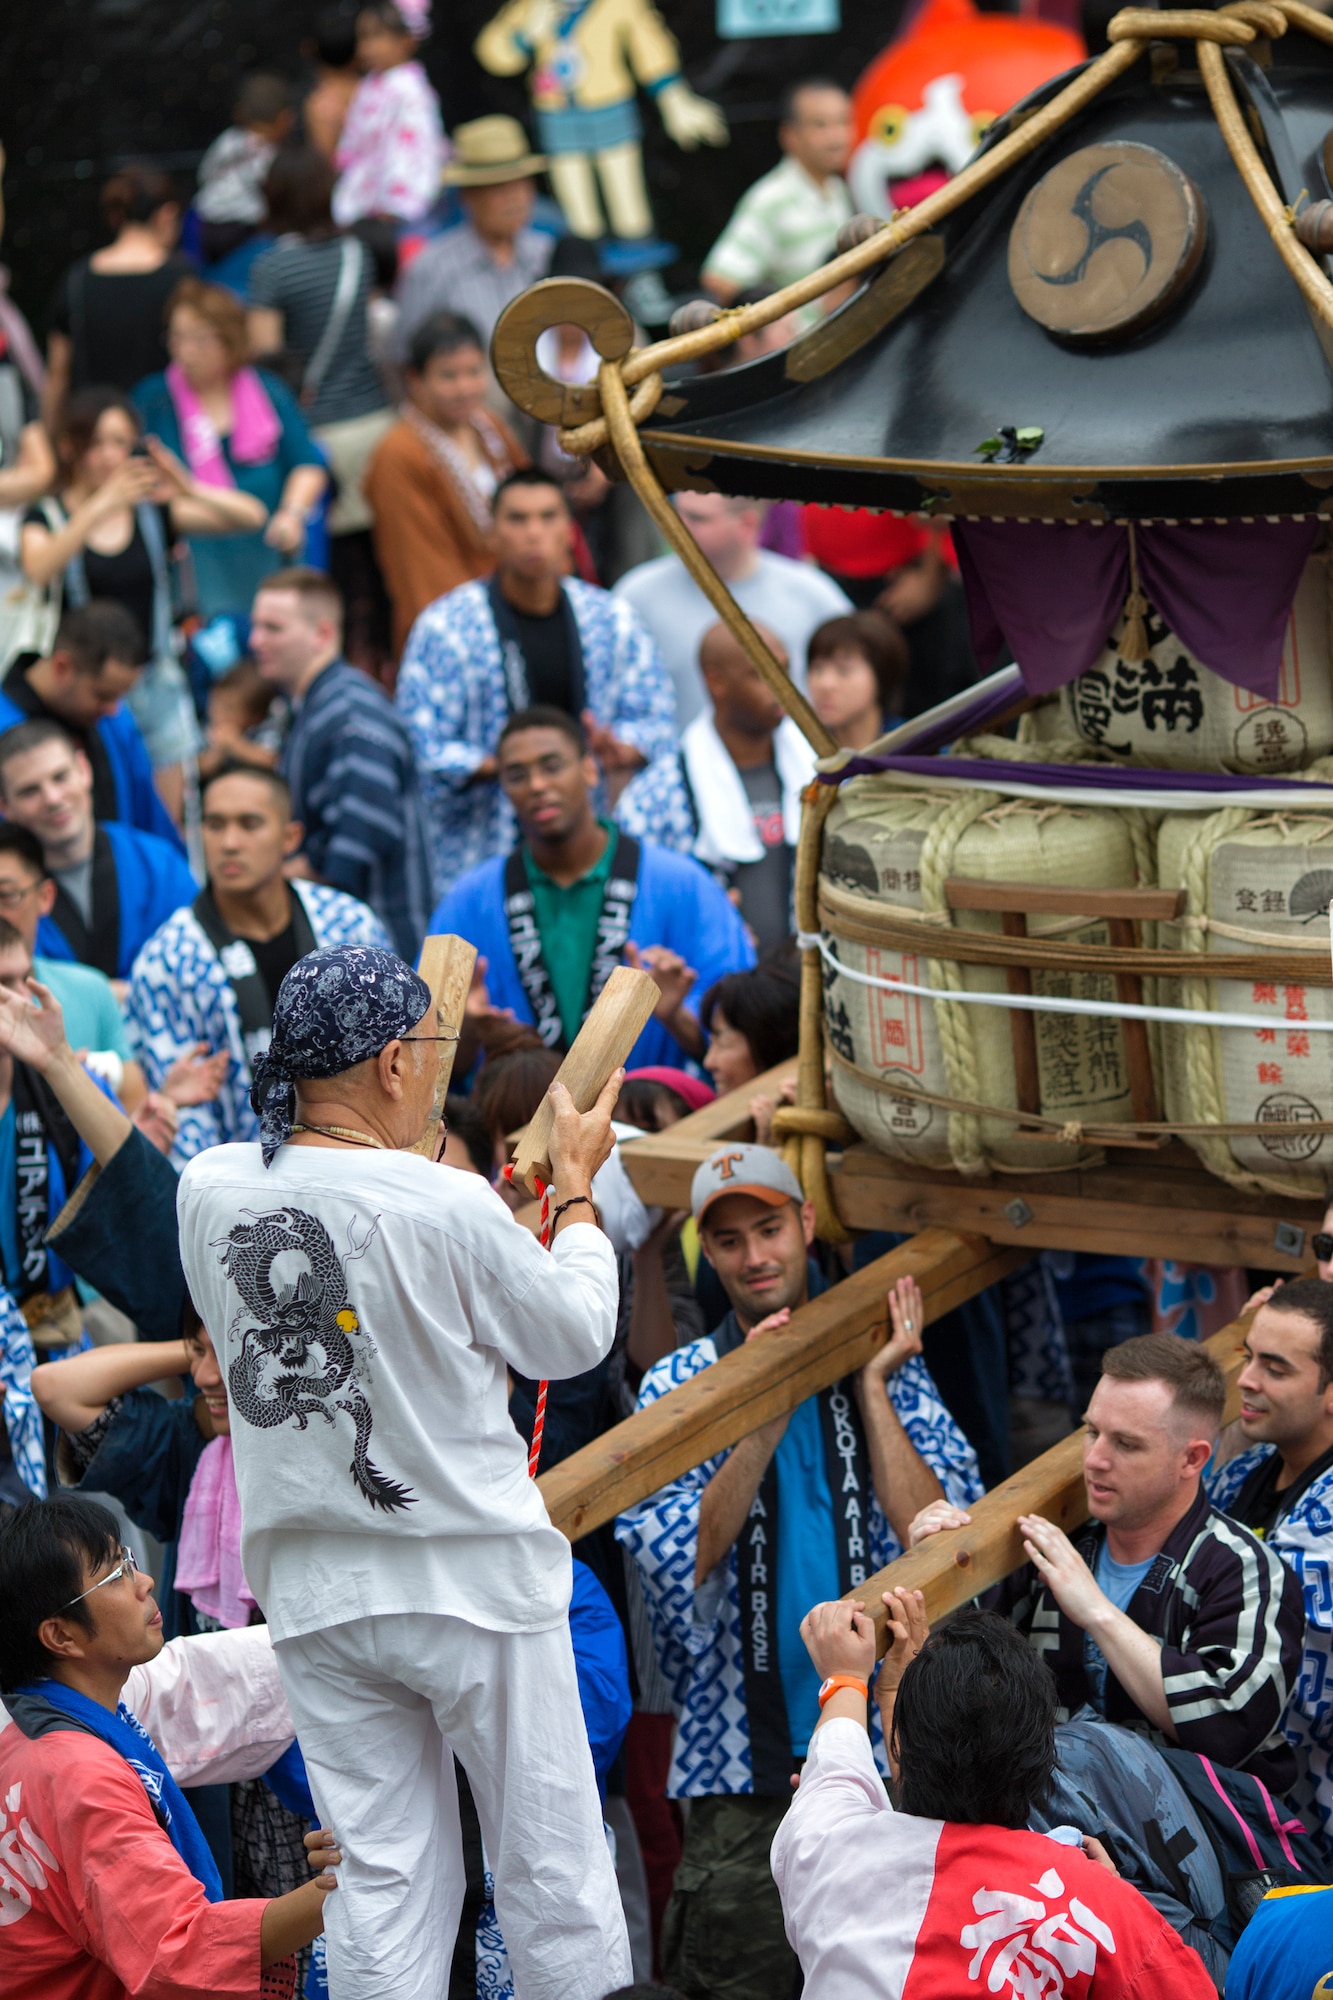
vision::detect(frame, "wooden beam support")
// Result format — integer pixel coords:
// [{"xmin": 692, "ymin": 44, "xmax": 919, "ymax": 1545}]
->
[
  {"xmin": 619, "ymin": 1066, "xmax": 1323, "ymax": 1265},
  {"xmin": 945, "ymin": 880, "xmax": 1185, "ymax": 921},
  {"xmin": 538, "ymin": 1233, "xmax": 1023, "ymax": 1540},
  {"xmin": 848, "ymin": 1310, "xmax": 1254, "ymax": 1650},
  {"xmin": 830, "ymin": 1143, "xmax": 1320, "ymax": 1271},
  {"xmin": 618, "ymin": 1060, "xmax": 792, "ymax": 1207},
  {"xmin": 410, "ymin": 935, "xmax": 478, "ymax": 1160}
]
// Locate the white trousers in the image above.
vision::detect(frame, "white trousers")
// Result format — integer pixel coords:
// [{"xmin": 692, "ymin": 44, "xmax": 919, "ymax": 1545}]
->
[{"xmin": 275, "ymin": 1612, "xmax": 632, "ymax": 2000}]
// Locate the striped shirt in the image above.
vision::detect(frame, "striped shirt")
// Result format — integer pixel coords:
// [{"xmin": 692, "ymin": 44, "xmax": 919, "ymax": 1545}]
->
[
  {"xmin": 998, "ymin": 1483, "xmax": 1306, "ymax": 1792},
  {"xmin": 702, "ymin": 154, "xmax": 853, "ymax": 296},
  {"xmin": 248, "ymin": 236, "xmax": 387, "ymax": 428},
  {"xmin": 280, "ymin": 658, "xmax": 433, "ymax": 960},
  {"xmin": 393, "ymin": 221, "xmax": 553, "ymax": 359}
]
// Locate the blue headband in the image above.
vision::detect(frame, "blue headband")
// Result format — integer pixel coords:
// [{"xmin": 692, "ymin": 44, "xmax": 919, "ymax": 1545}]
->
[{"xmin": 250, "ymin": 945, "xmax": 433, "ymax": 1164}]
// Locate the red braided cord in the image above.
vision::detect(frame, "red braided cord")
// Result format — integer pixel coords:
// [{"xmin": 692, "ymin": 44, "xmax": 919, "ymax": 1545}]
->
[{"xmin": 503, "ymin": 1163, "xmax": 551, "ymax": 1475}]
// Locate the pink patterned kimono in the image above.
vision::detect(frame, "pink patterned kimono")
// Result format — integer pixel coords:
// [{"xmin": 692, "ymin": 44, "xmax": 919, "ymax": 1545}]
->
[{"xmin": 332, "ymin": 61, "xmax": 446, "ymax": 225}]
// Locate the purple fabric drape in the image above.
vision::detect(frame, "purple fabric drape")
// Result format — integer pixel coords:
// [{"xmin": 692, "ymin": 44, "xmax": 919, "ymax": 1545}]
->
[
  {"xmin": 818, "ymin": 751, "xmax": 1333, "ymax": 792},
  {"xmin": 952, "ymin": 518, "xmax": 1320, "ymax": 700}
]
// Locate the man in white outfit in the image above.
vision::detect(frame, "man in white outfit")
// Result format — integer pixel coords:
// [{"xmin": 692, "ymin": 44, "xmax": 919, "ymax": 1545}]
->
[{"xmin": 177, "ymin": 942, "xmax": 632, "ymax": 2000}]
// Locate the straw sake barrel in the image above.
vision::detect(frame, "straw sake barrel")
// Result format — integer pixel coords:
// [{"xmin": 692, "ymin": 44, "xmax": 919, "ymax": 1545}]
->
[
  {"xmin": 1153, "ymin": 808, "xmax": 1333, "ymax": 1195},
  {"xmin": 819, "ymin": 779, "xmax": 1151, "ymax": 1174}
]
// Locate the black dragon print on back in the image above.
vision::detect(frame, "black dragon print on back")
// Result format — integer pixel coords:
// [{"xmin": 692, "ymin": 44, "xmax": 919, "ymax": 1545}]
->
[{"xmin": 214, "ymin": 1205, "xmax": 417, "ymax": 1512}]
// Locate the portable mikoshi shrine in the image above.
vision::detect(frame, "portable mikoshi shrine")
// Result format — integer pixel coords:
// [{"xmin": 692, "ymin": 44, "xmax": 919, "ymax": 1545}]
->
[{"xmin": 495, "ymin": 1, "xmax": 1333, "ymax": 1639}]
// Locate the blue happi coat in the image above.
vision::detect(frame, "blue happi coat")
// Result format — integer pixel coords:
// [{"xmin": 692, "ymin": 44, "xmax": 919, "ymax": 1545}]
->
[{"xmin": 37, "ymin": 821, "xmax": 197, "ymax": 980}]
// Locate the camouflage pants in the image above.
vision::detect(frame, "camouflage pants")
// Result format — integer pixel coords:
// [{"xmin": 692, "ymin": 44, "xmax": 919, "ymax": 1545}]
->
[{"xmin": 661, "ymin": 1792, "xmax": 799, "ymax": 2000}]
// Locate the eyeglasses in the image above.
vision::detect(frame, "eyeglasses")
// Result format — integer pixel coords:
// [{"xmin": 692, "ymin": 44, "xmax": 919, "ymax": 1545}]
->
[
  {"xmin": 0, "ymin": 882, "xmax": 40, "ymax": 910},
  {"xmin": 62, "ymin": 1545, "xmax": 139, "ymax": 1609},
  {"xmin": 403, "ymin": 1031, "xmax": 459, "ymax": 1046},
  {"xmin": 1314, "ymin": 1232, "xmax": 1333, "ymax": 1262}
]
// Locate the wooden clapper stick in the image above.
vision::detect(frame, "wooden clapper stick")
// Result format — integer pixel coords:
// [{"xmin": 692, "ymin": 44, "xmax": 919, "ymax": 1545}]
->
[
  {"xmin": 509, "ymin": 964, "xmax": 659, "ymax": 1197},
  {"xmin": 410, "ymin": 934, "xmax": 479, "ymax": 1160}
]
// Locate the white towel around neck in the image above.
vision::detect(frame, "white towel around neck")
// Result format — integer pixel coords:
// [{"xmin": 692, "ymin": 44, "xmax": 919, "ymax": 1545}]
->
[{"xmin": 680, "ymin": 709, "xmax": 816, "ymax": 870}]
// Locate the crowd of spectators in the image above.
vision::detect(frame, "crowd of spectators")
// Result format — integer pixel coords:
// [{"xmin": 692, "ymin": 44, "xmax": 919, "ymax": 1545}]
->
[{"xmin": 0, "ymin": 17, "xmax": 1329, "ymax": 2000}]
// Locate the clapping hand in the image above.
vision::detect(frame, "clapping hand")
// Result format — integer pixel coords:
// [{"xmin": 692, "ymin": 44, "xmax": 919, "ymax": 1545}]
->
[
  {"xmin": 161, "ymin": 1043, "xmax": 230, "ymax": 1108},
  {"xmin": 625, "ymin": 941, "xmax": 697, "ymax": 1022},
  {"xmin": 580, "ymin": 711, "xmax": 644, "ymax": 775}
]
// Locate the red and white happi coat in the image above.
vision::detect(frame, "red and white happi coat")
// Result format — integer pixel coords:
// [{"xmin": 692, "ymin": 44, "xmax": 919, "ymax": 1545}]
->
[{"xmin": 771, "ymin": 1718, "xmax": 1218, "ymax": 1999}]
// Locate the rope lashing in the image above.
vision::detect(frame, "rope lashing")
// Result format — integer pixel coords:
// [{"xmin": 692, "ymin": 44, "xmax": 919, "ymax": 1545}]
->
[
  {"xmin": 796, "ymin": 930, "xmax": 1333, "ymax": 1034},
  {"xmin": 770, "ymin": 1105, "xmax": 857, "ymax": 1143},
  {"xmin": 502, "ymin": 1163, "xmax": 552, "ymax": 1477}
]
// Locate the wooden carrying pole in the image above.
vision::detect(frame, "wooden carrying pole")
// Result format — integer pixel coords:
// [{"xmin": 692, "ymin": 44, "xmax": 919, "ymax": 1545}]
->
[
  {"xmin": 510, "ymin": 964, "xmax": 660, "ymax": 1195},
  {"xmin": 850, "ymin": 1308, "xmax": 1255, "ymax": 1650},
  {"xmin": 410, "ymin": 934, "xmax": 478, "ymax": 1160},
  {"xmin": 538, "ymin": 1234, "xmax": 1024, "ymax": 1540}
]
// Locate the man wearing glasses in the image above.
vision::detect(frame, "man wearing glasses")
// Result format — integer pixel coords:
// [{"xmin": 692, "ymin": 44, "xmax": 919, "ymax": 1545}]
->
[
  {"xmin": 433, "ymin": 706, "xmax": 754, "ymax": 1071},
  {"xmin": 177, "ymin": 942, "xmax": 634, "ymax": 1999},
  {"xmin": 0, "ymin": 1493, "xmax": 338, "ymax": 1995}
]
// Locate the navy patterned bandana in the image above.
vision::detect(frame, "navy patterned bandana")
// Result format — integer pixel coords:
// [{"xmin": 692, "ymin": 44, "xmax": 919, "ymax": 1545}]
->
[{"xmin": 250, "ymin": 945, "xmax": 433, "ymax": 1164}]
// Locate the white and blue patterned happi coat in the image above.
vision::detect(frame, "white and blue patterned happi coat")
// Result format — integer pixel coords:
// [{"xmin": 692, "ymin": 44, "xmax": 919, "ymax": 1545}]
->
[
  {"xmin": 126, "ymin": 880, "xmax": 391, "ymax": 1168},
  {"xmin": 394, "ymin": 577, "xmax": 678, "ymax": 898},
  {"xmin": 615, "ymin": 1341, "xmax": 983, "ymax": 1799},
  {"xmin": 1208, "ymin": 1445, "xmax": 1333, "ymax": 1833}
]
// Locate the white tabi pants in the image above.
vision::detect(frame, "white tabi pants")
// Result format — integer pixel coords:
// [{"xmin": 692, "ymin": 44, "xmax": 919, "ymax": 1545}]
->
[{"xmin": 275, "ymin": 1611, "xmax": 632, "ymax": 2000}]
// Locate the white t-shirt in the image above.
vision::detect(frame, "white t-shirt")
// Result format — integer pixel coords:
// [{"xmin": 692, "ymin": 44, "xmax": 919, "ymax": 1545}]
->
[
  {"xmin": 177, "ymin": 1143, "xmax": 619, "ymax": 1644},
  {"xmin": 613, "ymin": 549, "xmax": 851, "ymax": 728}
]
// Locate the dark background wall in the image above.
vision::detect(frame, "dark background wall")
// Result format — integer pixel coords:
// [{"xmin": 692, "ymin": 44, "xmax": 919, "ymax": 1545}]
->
[{"xmin": 0, "ymin": 0, "xmax": 910, "ymax": 330}]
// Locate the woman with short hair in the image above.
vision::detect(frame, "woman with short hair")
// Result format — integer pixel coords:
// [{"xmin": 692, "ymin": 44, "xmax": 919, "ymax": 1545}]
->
[
  {"xmin": 363, "ymin": 309, "xmax": 527, "ymax": 657},
  {"xmin": 132, "ymin": 279, "xmax": 327, "ymax": 621},
  {"xmin": 806, "ymin": 607, "xmax": 908, "ymax": 753}
]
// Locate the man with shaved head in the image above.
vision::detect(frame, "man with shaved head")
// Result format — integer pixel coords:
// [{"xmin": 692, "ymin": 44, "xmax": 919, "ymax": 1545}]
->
[{"xmin": 615, "ymin": 618, "xmax": 815, "ymax": 956}]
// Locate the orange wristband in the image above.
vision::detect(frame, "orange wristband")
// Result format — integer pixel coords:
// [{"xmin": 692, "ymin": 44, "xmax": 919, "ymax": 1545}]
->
[{"xmin": 817, "ymin": 1674, "xmax": 869, "ymax": 1708}]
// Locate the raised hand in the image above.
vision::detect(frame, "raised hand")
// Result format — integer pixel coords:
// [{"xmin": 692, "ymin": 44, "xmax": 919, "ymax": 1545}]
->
[
  {"xmin": 0, "ymin": 977, "xmax": 67, "ymax": 1071},
  {"xmin": 860, "ymin": 1273, "xmax": 925, "ymax": 1396}
]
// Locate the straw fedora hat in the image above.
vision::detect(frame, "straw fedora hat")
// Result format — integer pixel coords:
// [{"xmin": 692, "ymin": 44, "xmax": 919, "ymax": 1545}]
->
[{"xmin": 443, "ymin": 115, "xmax": 546, "ymax": 187}]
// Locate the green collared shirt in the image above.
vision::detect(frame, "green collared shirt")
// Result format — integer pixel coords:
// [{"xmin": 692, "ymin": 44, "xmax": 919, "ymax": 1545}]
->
[{"xmin": 524, "ymin": 820, "xmax": 618, "ymax": 1049}]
